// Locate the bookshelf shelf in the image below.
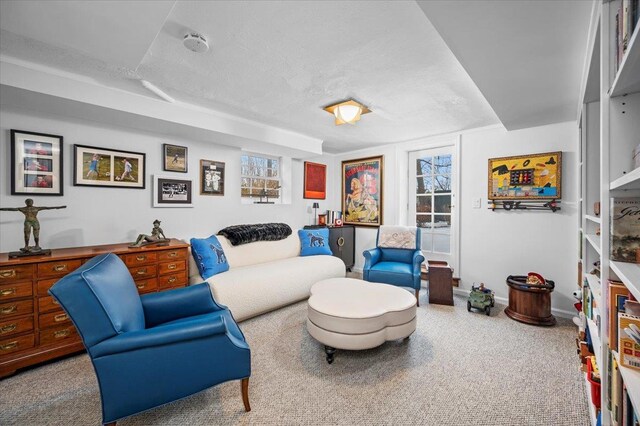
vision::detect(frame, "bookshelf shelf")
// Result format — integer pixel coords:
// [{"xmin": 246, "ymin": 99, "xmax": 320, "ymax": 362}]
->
[
  {"xmin": 585, "ymin": 273, "xmax": 602, "ymax": 305},
  {"xmin": 610, "ymin": 167, "xmax": 640, "ymax": 190},
  {"xmin": 610, "ymin": 261, "xmax": 640, "ymax": 302},
  {"xmin": 610, "ymin": 24, "xmax": 640, "ymax": 98},
  {"xmin": 585, "ymin": 215, "xmax": 602, "ymax": 224},
  {"xmin": 587, "ymin": 318, "xmax": 602, "ymax": 368},
  {"xmin": 585, "ymin": 234, "xmax": 602, "ymax": 255},
  {"xmin": 613, "ymin": 350, "xmax": 640, "ymax": 416}
]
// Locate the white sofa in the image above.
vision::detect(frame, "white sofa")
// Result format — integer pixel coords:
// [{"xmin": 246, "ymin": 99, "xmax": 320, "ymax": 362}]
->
[{"xmin": 189, "ymin": 234, "xmax": 346, "ymax": 321}]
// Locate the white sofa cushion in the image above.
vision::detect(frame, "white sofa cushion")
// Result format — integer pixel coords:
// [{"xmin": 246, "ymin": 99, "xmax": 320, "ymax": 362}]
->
[{"xmin": 204, "ymin": 254, "xmax": 345, "ymax": 321}]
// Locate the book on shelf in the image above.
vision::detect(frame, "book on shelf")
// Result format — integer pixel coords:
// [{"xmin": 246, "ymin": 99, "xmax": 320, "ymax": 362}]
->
[
  {"xmin": 611, "ymin": 280, "xmax": 630, "ymax": 352},
  {"xmin": 611, "ymin": 198, "xmax": 640, "ymax": 263},
  {"xmin": 615, "ymin": 0, "xmax": 640, "ymax": 72},
  {"xmin": 325, "ymin": 210, "xmax": 342, "ymax": 226}
]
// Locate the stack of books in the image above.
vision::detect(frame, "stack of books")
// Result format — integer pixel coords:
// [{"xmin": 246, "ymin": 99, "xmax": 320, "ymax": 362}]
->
[{"xmin": 615, "ymin": 0, "xmax": 640, "ymax": 74}]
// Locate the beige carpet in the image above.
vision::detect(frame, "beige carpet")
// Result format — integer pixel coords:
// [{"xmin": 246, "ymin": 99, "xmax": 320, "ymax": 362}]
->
[{"xmin": 1, "ymin": 295, "xmax": 589, "ymax": 425}]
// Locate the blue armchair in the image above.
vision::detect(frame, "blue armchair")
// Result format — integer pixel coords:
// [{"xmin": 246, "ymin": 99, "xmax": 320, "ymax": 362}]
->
[
  {"xmin": 363, "ymin": 226, "xmax": 425, "ymax": 306},
  {"xmin": 48, "ymin": 253, "xmax": 251, "ymax": 425}
]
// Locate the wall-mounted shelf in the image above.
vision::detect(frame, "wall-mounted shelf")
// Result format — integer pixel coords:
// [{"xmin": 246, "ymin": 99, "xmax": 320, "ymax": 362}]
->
[
  {"xmin": 585, "ymin": 215, "xmax": 601, "ymax": 224},
  {"xmin": 587, "ymin": 318, "xmax": 602, "ymax": 368},
  {"xmin": 585, "ymin": 234, "xmax": 601, "ymax": 255},
  {"xmin": 610, "ymin": 261, "xmax": 640, "ymax": 301},
  {"xmin": 610, "ymin": 167, "xmax": 640, "ymax": 190},
  {"xmin": 609, "ymin": 24, "xmax": 640, "ymax": 97},
  {"xmin": 585, "ymin": 273, "xmax": 602, "ymax": 305}
]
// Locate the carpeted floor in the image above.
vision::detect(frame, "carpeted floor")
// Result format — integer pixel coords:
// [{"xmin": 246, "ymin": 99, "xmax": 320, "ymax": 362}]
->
[{"xmin": 1, "ymin": 295, "xmax": 589, "ymax": 425}]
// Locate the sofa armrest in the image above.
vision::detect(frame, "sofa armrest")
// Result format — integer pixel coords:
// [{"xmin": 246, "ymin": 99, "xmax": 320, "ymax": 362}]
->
[
  {"xmin": 362, "ymin": 248, "xmax": 382, "ymax": 281},
  {"xmin": 90, "ymin": 314, "xmax": 228, "ymax": 358},
  {"xmin": 141, "ymin": 283, "xmax": 221, "ymax": 328},
  {"xmin": 412, "ymin": 250, "xmax": 425, "ymax": 273}
]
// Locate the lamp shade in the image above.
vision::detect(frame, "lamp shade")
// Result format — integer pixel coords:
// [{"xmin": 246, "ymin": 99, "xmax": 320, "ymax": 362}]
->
[
  {"xmin": 312, "ymin": 202, "xmax": 320, "ymax": 208},
  {"xmin": 334, "ymin": 104, "xmax": 361, "ymax": 124}
]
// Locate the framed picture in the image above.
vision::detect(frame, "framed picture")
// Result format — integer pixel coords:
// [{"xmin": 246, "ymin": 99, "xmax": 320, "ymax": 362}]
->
[
  {"xmin": 200, "ymin": 160, "xmax": 225, "ymax": 196},
  {"xmin": 154, "ymin": 175, "xmax": 193, "ymax": 207},
  {"xmin": 488, "ymin": 151, "xmax": 562, "ymax": 200},
  {"xmin": 304, "ymin": 161, "xmax": 326, "ymax": 199},
  {"xmin": 163, "ymin": 144, "xmax": 188, "ymax": 173},
  {"xmin": 342, "ymin": 155, "xmax": 383, "ymax": 227},
  {"xmin": 73, "ymin": 144, "xmax": 145, "ymax": 189},
  {"xmin": 11, "ymin": 130, "xmax": 63, "ymax": 195}
]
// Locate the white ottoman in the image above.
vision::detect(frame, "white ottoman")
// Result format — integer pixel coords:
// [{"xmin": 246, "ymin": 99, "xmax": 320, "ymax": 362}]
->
[{"xmin": 307, "ymin": 278, "xmax": 417, "ymax": 363}]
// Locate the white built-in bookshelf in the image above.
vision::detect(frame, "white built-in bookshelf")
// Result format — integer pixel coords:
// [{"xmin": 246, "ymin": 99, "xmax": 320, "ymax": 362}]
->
[{"xmin": 579, "ymin": 1, "xmax": 640, "ymax": 424}]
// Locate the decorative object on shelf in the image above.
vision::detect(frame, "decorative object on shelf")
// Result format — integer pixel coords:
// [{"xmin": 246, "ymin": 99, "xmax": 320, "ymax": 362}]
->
[
  {"xmin": 163, "ymin": 144, "xmax": 188, "ymax": 173},
  {"xmin": 303, "ymin": 161, "xmax": 326, "ymax": 199},
  {"xmin": 129, "ymin": 220, "xmax": 170, "ymax": 248},
  {"xmin": 619, "ymin": 313, "xmax": 640, "ymax": 370},
  {"xmin": 594, "ymin": 201, "xmax": 601, "ymax": 216},
  {"xmin": 342, "ymin": 155, "xmax": 383, "ymax": 227},
  {"xmin": 611, "ymin": 198, "xmax": 640, "ymax": 263},
  {"xmin": 200, "ymin": 159, "xmax": 225, "ymax": 196},
  {"xmin": 488, "ymin": 151, "xmax": 562, "ymax": 200},
  {"xmin": 325, "ymin": 210, "xmax": 343, "ymax": 225},
  {"xmin": 312, "ymin": 202, "xmax": 320, "ymax": 225},
  {"xmin": 334, "ymin": 219, "xmax": 343, "ymax": 227},
  {"xmin": 467, "ymin": 283, "xmax": 495, "ymax": 316},
  {"xmin": 153, "ymin": 175, "xmax": 193, "ymax": 208},
  {"xmin": 10, "ymin": 130, "xmax": 63, "ymax": 196},
  {"xmin": 505, "ymin": 272, "xmax": 556, "ymax": 326},
  {"xmin": 73, "ymin": 144, "xmax": 146, "ymax": 189},
  {"xmin": 488, "ymin": 199, "xmax": 560, "ymax": 212},
  {"xmin": 0, "ymin": 199, "xmax": 66, "ymax": 258},
  {"xmin": 318, "ymin": 214, "xmax": 327, "ymax": 226},
  {"xmin": 323, "ymin": 99, "xmax": 371, "ymax": 125}
]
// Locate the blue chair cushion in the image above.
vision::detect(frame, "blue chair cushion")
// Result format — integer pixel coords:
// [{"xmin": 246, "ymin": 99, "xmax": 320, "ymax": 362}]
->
[
  {"xmin": 370, "ymin": 261, "xmax": 413, "ymax": 275},
  {"xmin": 190, "ymin": 235, "xmax": 229, "ymax": 279},
  {"xmin": 298, "ymin": 228, "xmax": 332, "ymax": 256},
  {"xmin": 368, "ymin": 262, "xmax": 415, "ymax": 287}
]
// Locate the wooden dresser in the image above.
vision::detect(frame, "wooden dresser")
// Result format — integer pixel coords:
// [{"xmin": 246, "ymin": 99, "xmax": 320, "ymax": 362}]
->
[{"xmin": 0, "ymin": 239, "xmax": 189, "ymax": 378}]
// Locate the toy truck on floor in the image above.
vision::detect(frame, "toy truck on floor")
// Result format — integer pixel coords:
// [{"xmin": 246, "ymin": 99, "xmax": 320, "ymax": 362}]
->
[{"xmin": 467, "ymin": 283, "xmax": 495, "ymax": 316}]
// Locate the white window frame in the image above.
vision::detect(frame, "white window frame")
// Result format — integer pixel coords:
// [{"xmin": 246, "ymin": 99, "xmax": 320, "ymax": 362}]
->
[{"xmin": 240, "ymin": 152, "xmax": 281, "ymax": 202}]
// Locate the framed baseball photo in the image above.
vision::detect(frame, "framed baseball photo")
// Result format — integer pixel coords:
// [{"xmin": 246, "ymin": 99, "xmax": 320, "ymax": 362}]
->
[
  {"xmin": 154, "ymin": 175, "xmax": 193, "ymax": 207},
  {"xmin": 200, "ymin": 160, "xmax": 225, "ymax": 196},
  {"xmin": 73, "ymin": 144, "xmax": 145, "ymax": 189},
  {"xmin": 163, "ymin": 144, "xmax": 188, "ymax": 173},
  {"xmin": 11, "ymin": 129, "xmax": 63, "ymax": 196}
]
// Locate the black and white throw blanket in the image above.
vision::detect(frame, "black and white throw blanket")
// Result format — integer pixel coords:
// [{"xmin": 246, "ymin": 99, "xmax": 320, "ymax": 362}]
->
[{"xmin": 218, "ymin": 223, "xmax": 292, "ymax": 246}]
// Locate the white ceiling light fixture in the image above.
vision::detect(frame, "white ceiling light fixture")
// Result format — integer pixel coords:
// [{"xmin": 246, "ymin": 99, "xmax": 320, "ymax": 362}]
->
[
  {"xmin": 140, "ymin": 80, "xmax": 175, "ymax": 103},
  {"xmin": 183, "ymin": 32, "xmax": 209, "ymax": 53},
  {"xmin": 323, "ymin": 99, "xmax": 371, "ymax": 125}
]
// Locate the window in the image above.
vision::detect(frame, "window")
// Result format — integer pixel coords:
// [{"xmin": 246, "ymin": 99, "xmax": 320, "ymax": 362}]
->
[{"xmin": 240, "ymin": 153, "xmax": 280, "ymax": 200}]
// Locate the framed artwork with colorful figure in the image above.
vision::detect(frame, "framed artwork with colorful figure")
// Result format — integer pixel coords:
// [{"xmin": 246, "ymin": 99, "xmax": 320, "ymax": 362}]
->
[
  {"xmin": 303, "ymin": 161, "xmax": 326, "ymax": 199},
  {"xmin": 11, "ymin": 130, "xmax": 63, "ymax": 196},
  {"xmin": 342, "ymin": 155, "xmax": 383, "ymax": 227},
  {"xmin": 488, "ymin": 151, "xmax": 561, "ymax": 200}
]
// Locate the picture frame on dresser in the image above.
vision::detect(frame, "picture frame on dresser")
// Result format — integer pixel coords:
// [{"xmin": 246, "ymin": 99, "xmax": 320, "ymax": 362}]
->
[
  {"xmin": 73, "ymin": 144, "xmax": 146, "ymax": 189},
  {"xmin": 10, "ymin": 130, "xmax": 63, "ymax": 196}
]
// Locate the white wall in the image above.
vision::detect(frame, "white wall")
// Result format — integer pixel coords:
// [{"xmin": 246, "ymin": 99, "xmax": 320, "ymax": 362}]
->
[
  {"xmin": 327, "ymin": 121, "xmax": 577, "ymax": 315},
  {"xmin": 0, "ymin": 107, "xmax": 333, "ymax": 251}
]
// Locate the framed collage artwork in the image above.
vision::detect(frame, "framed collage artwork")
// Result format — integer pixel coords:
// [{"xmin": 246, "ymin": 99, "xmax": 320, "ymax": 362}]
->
[
  {"xmin": 488, "ymin": 151, "xmax": 562, "ymax": 200},
  {"xmin": 11, "ymin": 130, "xmax": 63, "ymax": 196}
]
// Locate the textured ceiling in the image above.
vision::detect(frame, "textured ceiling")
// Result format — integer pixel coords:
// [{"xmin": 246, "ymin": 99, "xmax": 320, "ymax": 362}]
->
[{"xmin": 0, "ymin": 1, "xmax": 592, "ymax": 154}]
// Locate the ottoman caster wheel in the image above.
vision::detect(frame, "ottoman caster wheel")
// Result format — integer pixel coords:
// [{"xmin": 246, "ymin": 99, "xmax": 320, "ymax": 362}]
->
[{"xmin": 325, "ymin": 346, "xmax": 336, "ymax": 364}]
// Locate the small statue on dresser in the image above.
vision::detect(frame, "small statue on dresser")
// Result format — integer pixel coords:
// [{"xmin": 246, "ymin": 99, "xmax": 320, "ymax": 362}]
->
[
  {"xmin": 0, "ymin": 198, "xmax": 66, "ymax": 257},
  {"xmin": 129, "ymin": 220, "xmax": 170, "ymax": 248}
]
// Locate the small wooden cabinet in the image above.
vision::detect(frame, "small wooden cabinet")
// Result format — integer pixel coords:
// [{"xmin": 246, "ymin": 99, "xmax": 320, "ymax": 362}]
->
[
  {"xmin": 0, "ymin": 239, "xmax": 189, "ymax": 378},
  {"xmin": 328, "ymin": 225, "xmax": 355, "ymax": 271}
]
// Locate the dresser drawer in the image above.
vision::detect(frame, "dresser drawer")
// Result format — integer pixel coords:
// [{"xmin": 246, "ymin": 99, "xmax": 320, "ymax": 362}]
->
[
  {"xmin": 0, "ymin": 264, "xmax": 34, "ymax": 283},
  {"xmin": 0, "ymin": 333, "xmax": 35, "ymax": 355},
  {"xmin": 158, "ymin": 249, "xmax": 187, "ymax": 261},
  {"xmin": 158, "ymin": 260, "xmax": 186, "ymax": 276},
  {"xmin": 129, "ymin": 264, "xmax": 157, "ymax": 280},
  {"xmin": 36, "ymin": 278, "xmax": 60, "ymax": 297},
  {"xmin": 39, "ymin": 310, "xmax": 72, "ymax": 329},
  {"xmin": 0, "ymin": 281, "xmax": 33, "ymax": 301},
  {"xmin": 0, "ymin": 299, "xmax": 34, "ymax": 319},
  {"xmin": 121, "ymin": 252, "xmax": 158, "ymax": 267},
  {"xmin": 38, "ymin": 260, "xmax": 82, "ymax": 279},
  {"xmin": 158, "ymin": 271, "xmax": 188, "ymax": 290},
  {"xmin": 38, "ymin": 295, "xmax": 62, "ymax": 313},
  {"xmin": 134, "ymin": 278, "xmax": 158, "ymax": 294},
  {"xmin": 39, "ymin": 324, "xmax": 79, "ymax": 346},
  {"xmin": 0, "ymin": 316, "xmax": 34, "ymax": 338}
]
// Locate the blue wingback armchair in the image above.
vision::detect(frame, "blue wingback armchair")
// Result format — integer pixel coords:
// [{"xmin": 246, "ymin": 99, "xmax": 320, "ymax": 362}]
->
[
  {"xmin": 363, "ymin": 226, "xmax": 425, "ymax": 306},
  {"xmin": 48, "ymin": 253, "xmax": 251, "ymax": 425}
]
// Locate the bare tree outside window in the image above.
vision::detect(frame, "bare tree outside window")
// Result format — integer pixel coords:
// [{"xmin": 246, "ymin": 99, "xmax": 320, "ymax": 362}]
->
[{"xmin": 241, "ymin": 154, "xmax": 281, "ymax": 199}]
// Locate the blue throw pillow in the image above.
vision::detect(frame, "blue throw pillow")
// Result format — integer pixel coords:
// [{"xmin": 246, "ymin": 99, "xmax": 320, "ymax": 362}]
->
[
  {"xmin": 190, "ymin": 235, "xmax": 229, "ymax": 279},
  {"xmin": 298, "ymin": 228, "xmax": 332, "ymax": 256}
]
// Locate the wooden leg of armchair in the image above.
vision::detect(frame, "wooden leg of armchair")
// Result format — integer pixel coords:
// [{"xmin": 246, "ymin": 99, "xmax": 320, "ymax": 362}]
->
[
  {"xmin": 415, "ymin": 289, "xmax": 420, "ymax": 307},
  {"xmin": 104, "ymin": 422, "xmax": 116, "ymax": 426},
  {"xmin": 241, "ymin": 378, "xmax": 251, "ymax": 412}
]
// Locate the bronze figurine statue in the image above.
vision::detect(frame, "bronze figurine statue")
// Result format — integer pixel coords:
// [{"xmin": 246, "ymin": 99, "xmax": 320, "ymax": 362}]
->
[
  {"xmin": 130, "ymin": 220, "xmax": 170, "ymax": 248},
  {"xmin": 0, "ymin": 198, "xmax": 66, "ymax": 257}
]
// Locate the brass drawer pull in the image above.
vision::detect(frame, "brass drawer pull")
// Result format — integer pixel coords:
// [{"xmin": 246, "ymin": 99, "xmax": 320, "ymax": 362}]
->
[
  {"xmin": 54, "ymin": 313, "xmax": 68, "ymax": 322},
  {"xmin": 0, "ymin": 270, "xmax": 16, "ymax": 279},
  {"xmin": 136, "ymin": 255, "xmax": 146, "ymax": 261},
  {"xmin": 0, "ymin": 288, "xmax": 16, "ymax": 297},
  {"xmin": 167, "ymin": 277, "xmax": 177, "ymax": 284},
  {"xmin": 136, "ymin": 269, "xmax": 147, "ymax": 275},
  {"xmin": 54, "ymin": 329, "xmax": 70, "ymax": 339},
  {"xmin": 0, "ymin": 341, "xmax": 18, "ymax": 351},
  {"xmin": 168, "ymin": 264, "xmax": 177, "ymax": 270},
  {"xmin": 0, "ymin": 305, "xmax": 17, "ymax": 315},
  {"xmin": 1, "ymin": 324, "xmax": 17, "ymax": 334},
  {"xmin": 137, "ymin": 283, "xmax": 146, "ymax": 289},
  {"xmin": 168, "ymin": 252, "xmax": 177, "ymax": 257},
  {"xmin": 337, "ymin": 237, "xmax": 345, "ymax": 247},
  {"xmin": 52, "ymin": 299, "xmax": 60, "ymax": 305},
  {"xmin": 53, "ymin": 265, "xmax": 67, "ymax": 272}
]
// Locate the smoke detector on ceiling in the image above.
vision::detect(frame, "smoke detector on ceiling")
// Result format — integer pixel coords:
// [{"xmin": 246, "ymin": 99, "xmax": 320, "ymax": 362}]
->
[{"xmin": 183, "ymin": 32, "xmax": 209, "ymax": 53}]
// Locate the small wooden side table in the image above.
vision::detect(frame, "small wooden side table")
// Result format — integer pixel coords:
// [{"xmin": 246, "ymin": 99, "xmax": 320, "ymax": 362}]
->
[{"xmin": 426, "ymin": 262, "xmax": 454, "ymax": 306}]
